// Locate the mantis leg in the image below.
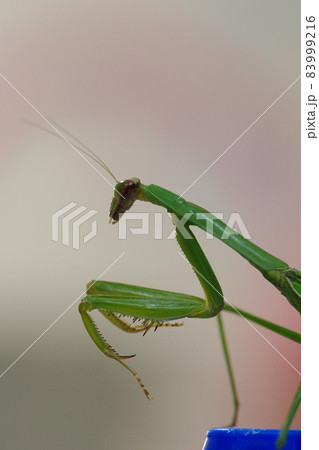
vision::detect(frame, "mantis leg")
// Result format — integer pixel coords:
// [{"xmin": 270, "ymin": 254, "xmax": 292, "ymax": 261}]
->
[
  {"xmin": 217, "ymin": 314, "xmax": 239, "ymax": 426},
  {"xmin": 79, "ymin": 219, "xmax": 239, "ymax": 422},
  {"xmin": 79, "ymin": 300, "xmax": 151, "ymax": 399},
  {"xmin": 99, "ymin": 309, "xmax": 183, "ymax": 334},
  {"xmin": 79, "ymin": 220, "xmax": 298, "ymax": 425},
  {"xmin": 276, "ymin": 383, "xmax": 301, "ymax": 449},
  {"xmin": 174, "ymin": 221, "xmax": 239, "ymax": 425}
]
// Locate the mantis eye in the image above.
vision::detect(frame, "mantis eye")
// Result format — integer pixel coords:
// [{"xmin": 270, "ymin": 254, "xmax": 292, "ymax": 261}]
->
[{"xmin": 122, "ymin": 178, "xmax": 141, "ymax": 198}]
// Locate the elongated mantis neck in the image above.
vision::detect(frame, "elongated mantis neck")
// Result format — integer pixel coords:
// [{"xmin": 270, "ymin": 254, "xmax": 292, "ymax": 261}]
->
[{"xmin": 131, "ymin": 183, "xmax": 301, "ymax": 313}]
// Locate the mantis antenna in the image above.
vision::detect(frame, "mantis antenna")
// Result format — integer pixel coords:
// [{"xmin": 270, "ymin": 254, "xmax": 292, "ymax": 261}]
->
[{"xmin": 25, "ymin": 119, "xmax": 119, "ymax": 183}]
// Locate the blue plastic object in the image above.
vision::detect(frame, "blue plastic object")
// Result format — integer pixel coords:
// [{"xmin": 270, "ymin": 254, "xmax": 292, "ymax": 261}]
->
[{"xmin": 202, "ymin": 428, "xmax": 301, "ymax": 450}]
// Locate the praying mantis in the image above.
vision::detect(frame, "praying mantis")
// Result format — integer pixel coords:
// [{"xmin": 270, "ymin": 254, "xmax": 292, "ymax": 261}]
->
[{"xmin": 36, "ymin": 122, "xmax": 301, "ymax": 449}]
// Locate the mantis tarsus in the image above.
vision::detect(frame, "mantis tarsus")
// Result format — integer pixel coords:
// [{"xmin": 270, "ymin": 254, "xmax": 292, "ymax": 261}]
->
[{"xmin": 37, "ymin": 122, "xmax": 301, "ymax": 449}]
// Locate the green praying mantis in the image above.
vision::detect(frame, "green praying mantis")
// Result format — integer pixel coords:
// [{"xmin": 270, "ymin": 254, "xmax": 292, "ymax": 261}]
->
[{"xmin": 37, "ymin": 122, "xmax": 300, "ymax": 449}]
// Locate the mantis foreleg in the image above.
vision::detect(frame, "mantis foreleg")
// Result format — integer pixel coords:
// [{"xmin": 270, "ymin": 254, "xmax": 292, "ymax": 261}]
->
[{"xmin": 80, "ymin": 218, "xmax": 240, "ymax": 423}]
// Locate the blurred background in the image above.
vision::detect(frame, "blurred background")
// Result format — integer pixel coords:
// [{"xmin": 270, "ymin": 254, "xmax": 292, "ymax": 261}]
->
[{"xmin": 0, "ymin": 2, "xmax": 300, "ymax": 449}]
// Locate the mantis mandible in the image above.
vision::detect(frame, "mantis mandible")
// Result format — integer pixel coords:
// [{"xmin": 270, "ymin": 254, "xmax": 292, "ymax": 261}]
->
[{"xmin": 36, "ymin": 122, "xmax": 301, "ymax": 448}]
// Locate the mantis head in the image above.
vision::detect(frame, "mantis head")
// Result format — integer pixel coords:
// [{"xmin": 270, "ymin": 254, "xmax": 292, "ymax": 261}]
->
[{"xmin": 109, "ymin": 178, "xmax": 141, "ymax": 224}]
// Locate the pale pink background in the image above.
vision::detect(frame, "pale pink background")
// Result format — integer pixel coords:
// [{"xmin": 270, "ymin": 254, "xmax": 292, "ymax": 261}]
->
[{"xmin": 0, "ymin": 2, "xmax": 300, "ymax": 449}]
